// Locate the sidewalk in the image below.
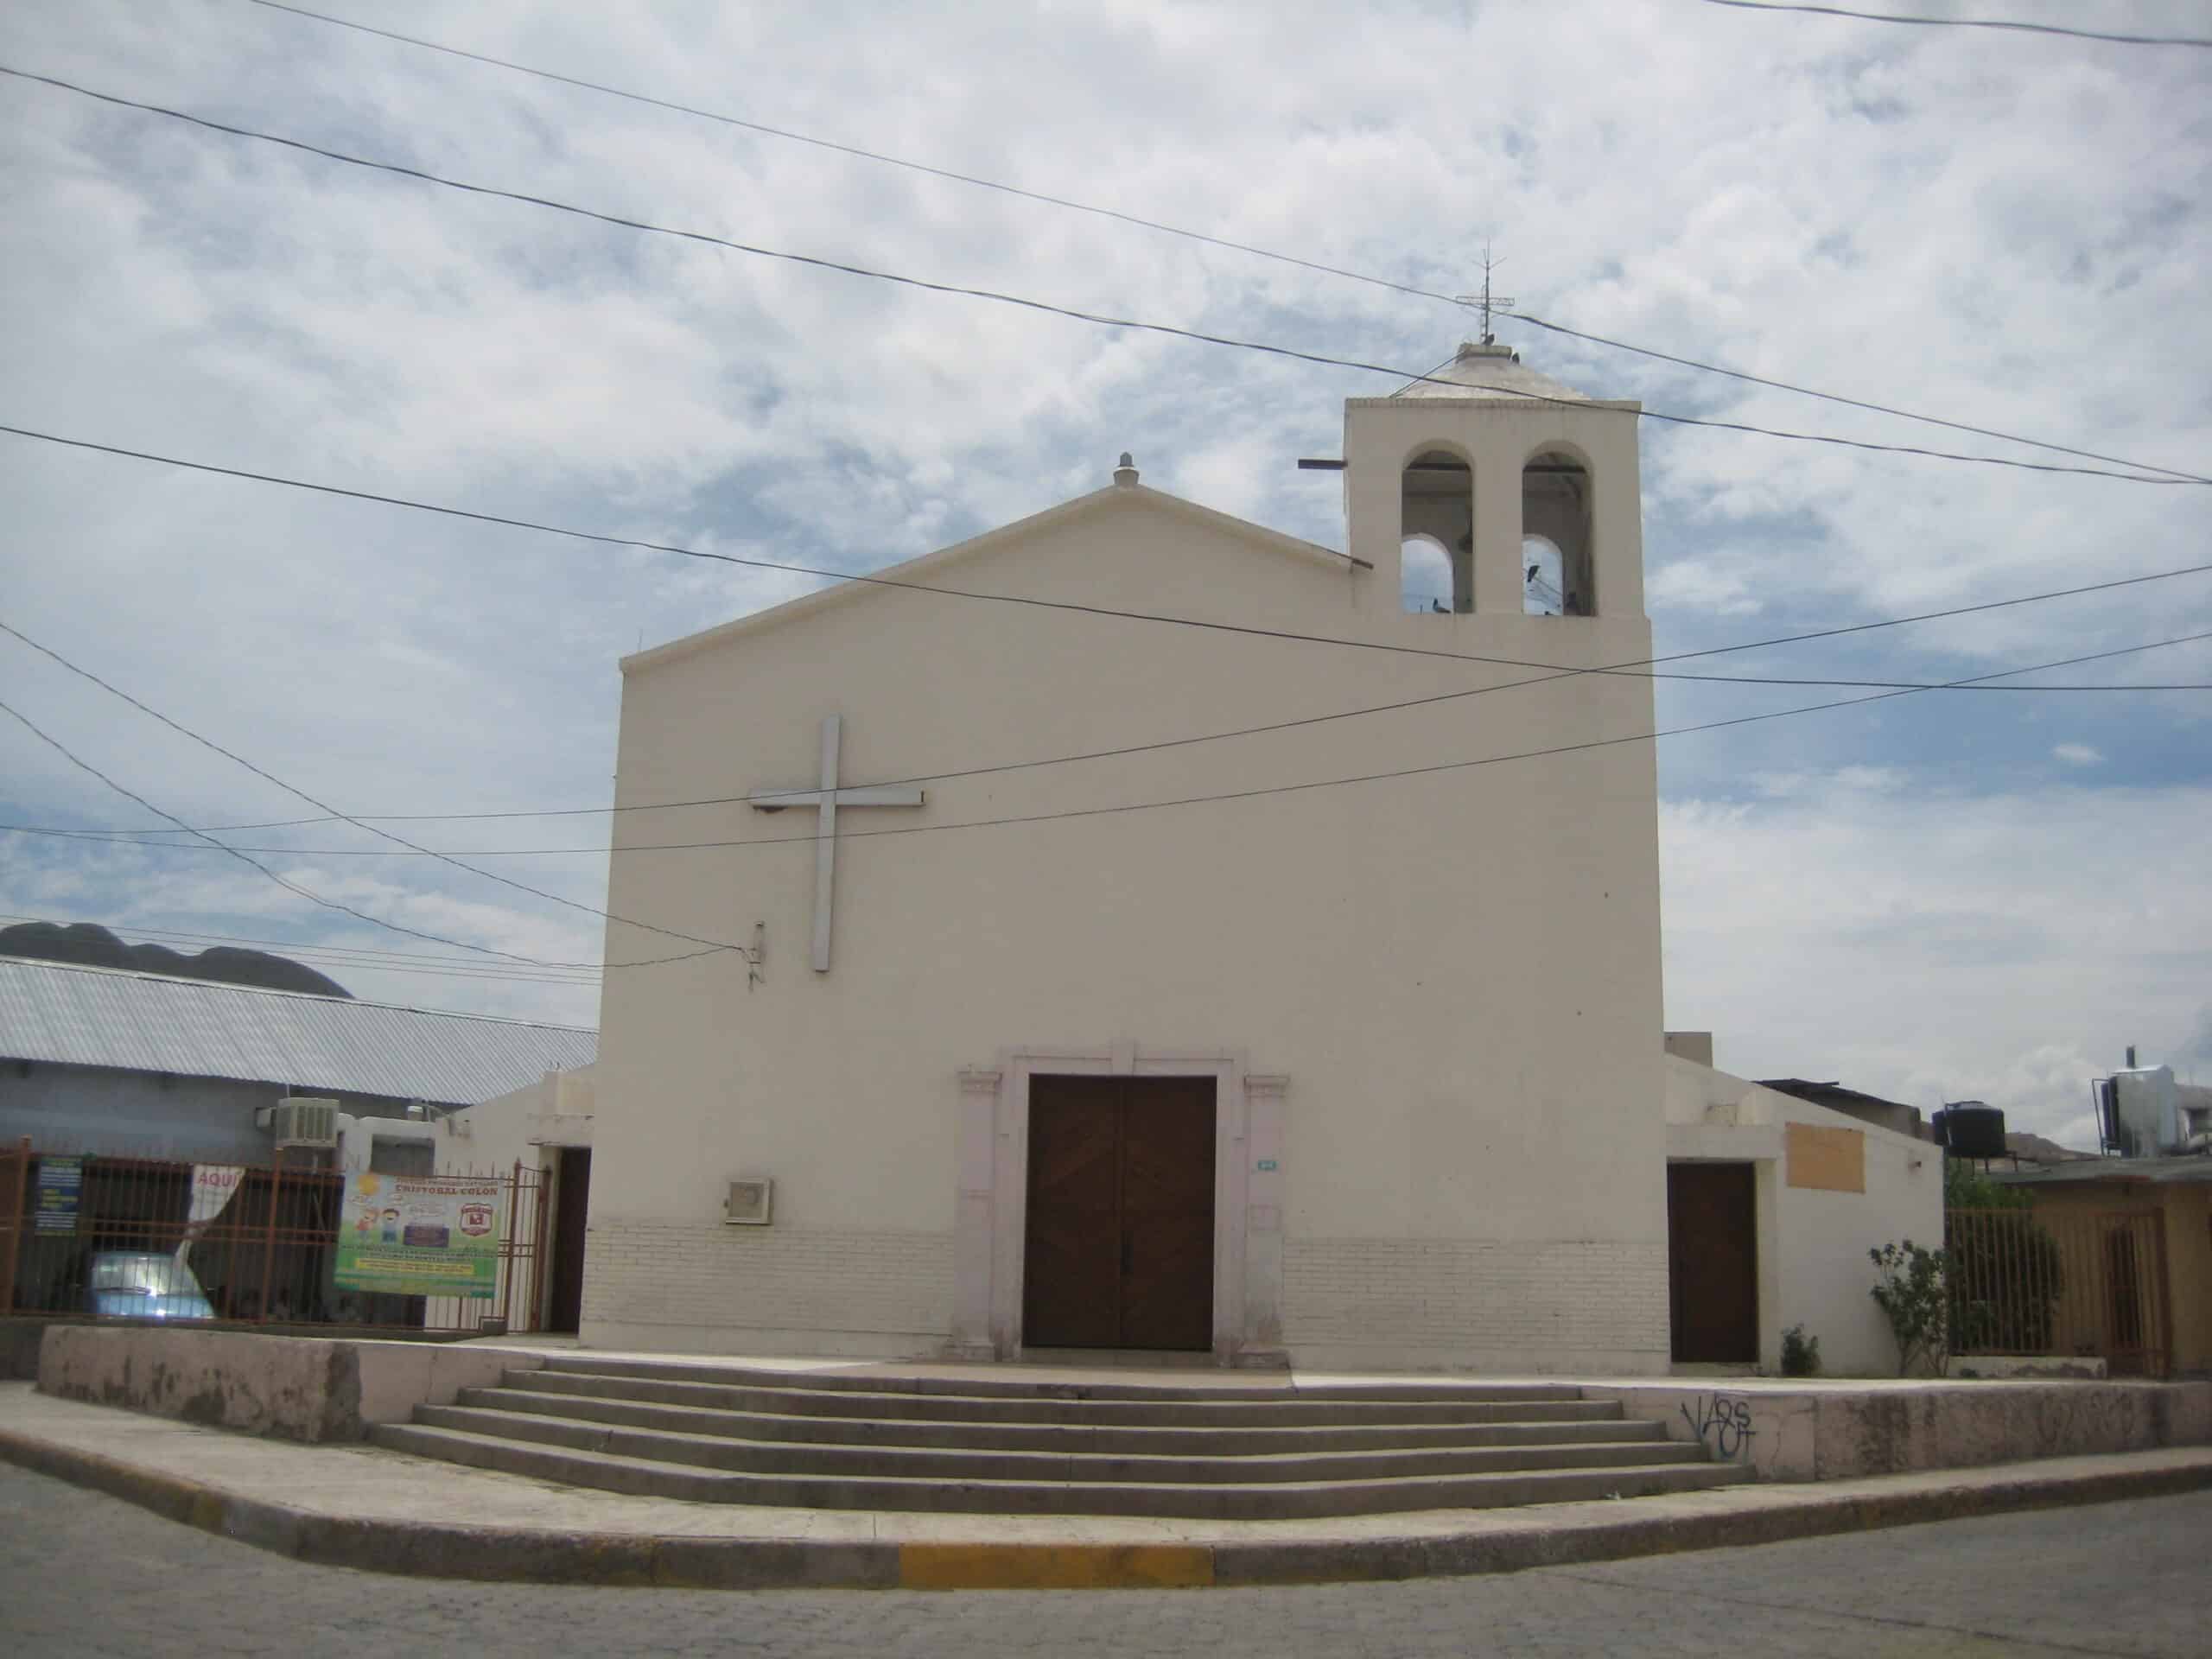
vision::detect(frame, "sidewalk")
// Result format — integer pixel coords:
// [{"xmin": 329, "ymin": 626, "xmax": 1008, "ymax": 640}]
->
[{"xmin": 4, "ymin": 1382, "xmax": 2209, "ymax": 1590}]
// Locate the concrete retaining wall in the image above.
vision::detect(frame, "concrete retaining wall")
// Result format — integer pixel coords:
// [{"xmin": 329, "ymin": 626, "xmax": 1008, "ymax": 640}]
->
[
  {"xmin": 1583, "ymin": 1379, "xmax": 2212, "ymax": 1482},
  {"xmin": 1943, "ymin": 1355, "xmax": 2107, "ymax": 1380},
  {"xmin": 0, "ymin": 1319, "xmax": 49, "ymax": 1381},
  {"xmin": 36, "ymin": 1326, "xmax": 540, "ymax": 1442}
]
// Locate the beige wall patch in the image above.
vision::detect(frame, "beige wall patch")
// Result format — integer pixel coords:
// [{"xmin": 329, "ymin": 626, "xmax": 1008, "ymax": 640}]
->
[{"xmin": 1786, "ymin": 1122, "xmax": 1866, "ymax": 1193}]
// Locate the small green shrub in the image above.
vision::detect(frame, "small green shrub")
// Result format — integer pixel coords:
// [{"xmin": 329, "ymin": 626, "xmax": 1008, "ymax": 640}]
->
[
  {"xmin": 1780, "ymin": 1323, "xmax": 1821, "ymax": 1377},
  {"xmin": 1942, "ymin": 1160, "xmax": 2032, "ymax": 1211},
  {"xmin": 1869, "ymin": 1239, "xmax": 1948, "ymax": 1377}
]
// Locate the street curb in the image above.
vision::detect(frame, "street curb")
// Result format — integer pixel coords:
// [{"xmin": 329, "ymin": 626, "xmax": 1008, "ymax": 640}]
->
[
  {"xmin": 0, "ymin": 1426, "xmax": 902, "ymax": 1588},
  {"xmin": 1209, "ymin": 1458, "xmax": 2212, "ymax": 1584},
  {"xmin": 4, "ymin": 1425, "xmax": 2209, "ymax": 1591}
]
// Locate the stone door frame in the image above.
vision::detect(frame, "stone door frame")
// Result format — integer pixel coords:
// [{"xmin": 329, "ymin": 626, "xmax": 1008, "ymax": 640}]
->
[{"xmin": 953, "ymin": 1045, "xmax": 1287, "ymax": 1365}]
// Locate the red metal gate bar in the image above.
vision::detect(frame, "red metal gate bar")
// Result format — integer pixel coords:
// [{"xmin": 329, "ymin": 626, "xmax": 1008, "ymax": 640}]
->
[
  {"xmin": 0, "ymin": 1136, "xmax": 29, "ymax": 1319},
  {"xmin": 257, "ymin": 1147, "xmax": 283, "ymax": 1324},
  {"xmin": 529, "ymin": 1161, "xmax": 553, "ymax": 1336},
  {"xmin": 497, "ymin": 1159, "xmax": 521, "ymax": 1331}
]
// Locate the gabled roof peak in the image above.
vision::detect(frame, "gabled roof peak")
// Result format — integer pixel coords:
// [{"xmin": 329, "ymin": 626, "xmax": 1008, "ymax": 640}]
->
[{"xmin": 624, "ymin": 477, "xmax": 1357, "ymax": 675}]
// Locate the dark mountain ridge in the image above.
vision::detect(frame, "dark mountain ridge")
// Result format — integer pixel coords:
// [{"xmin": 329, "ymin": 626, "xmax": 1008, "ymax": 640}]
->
[{"xmin": 0, "ymin": 921, "xmax": 353, "ymax": 999}]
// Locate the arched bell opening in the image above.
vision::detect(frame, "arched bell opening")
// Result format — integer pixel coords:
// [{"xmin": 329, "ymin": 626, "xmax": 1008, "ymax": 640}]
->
[
  {"xmin": 1522, "ymin": 448, "xmax": 1593, "ymax": 616},
  {"xmin": 1401, "ymin": 536, "xmax": 1455, "ymax": 614},
  {"xmin": 1401, "ymin": 448, "xmax": 1473, "ymax": 613}
]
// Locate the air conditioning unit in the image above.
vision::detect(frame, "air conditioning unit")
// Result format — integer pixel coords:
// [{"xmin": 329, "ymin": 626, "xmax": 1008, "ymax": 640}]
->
[
  {"xmin": 270, "ymin": 1096, "xmax": 339, "ymax": 1147},
  {"xmin": 723, "ymin": 1177, "xmax": 774, "ymax": 1225}
]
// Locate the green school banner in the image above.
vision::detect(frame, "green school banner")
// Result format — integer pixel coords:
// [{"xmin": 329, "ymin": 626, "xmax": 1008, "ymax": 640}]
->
[{"xmin": 334, "ymin": 1172, "xmax": 502, "ymax": 1298}]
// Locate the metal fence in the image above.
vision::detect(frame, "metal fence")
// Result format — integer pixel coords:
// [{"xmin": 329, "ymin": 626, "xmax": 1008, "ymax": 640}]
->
[
  {"xmin": 0, "ymin": 1137, "xmax": 547, "ymax": 1336},
  {"xmin": 1947, "ymin": 1205, "xmax": 2171, "ymax": 1378}
]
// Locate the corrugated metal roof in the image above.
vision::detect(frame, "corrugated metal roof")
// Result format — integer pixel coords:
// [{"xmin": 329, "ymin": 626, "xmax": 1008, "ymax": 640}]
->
[{"xmin": 0, "ymin": 957, "xmax": 596, "ymax": 1106}]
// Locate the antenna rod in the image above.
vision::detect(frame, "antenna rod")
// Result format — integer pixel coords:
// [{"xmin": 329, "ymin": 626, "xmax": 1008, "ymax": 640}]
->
[{"xmin": 1453, "ymin": 241, "xmax": 1516, "ymax": 343}]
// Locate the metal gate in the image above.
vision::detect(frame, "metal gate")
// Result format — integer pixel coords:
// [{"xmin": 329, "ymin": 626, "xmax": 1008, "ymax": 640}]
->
[
  {"xmin": 1948, "ymin": 1205, "xmax": 2171, "ymax": 1377},
  {"xmin": 0, "ymin": 1136, "xmax": 548, "ymax": 1336}
]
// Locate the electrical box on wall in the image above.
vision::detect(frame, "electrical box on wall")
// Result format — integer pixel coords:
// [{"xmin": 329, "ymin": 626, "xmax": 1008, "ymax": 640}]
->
[{"xmin": 724, "ymin": 1178, "xmax": 774, "ymax": 1225}]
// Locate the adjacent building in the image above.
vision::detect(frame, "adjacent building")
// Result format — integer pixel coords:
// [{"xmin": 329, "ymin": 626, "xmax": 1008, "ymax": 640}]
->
[
  {"xmin": 0, "ymin": 955, "xmax": 595, "ymax": 1164},
  {"xmin": 0, "ymin": 955, "xmax": 597, "ymax": 1328}
]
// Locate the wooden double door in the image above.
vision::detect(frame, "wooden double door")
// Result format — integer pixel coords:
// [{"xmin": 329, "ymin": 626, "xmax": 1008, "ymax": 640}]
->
[{"xmin": 1022, "ymin": 1076, "xmax": 1217, "ymax": 1351}]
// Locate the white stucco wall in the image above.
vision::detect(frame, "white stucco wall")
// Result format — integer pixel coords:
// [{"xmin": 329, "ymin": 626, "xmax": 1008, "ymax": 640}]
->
[
  {"xmin": 1665, "ymin": 1057, "xmax": 1942, "ymax": 1376},
  {"xmin": 449, "ymin": 1065, "xmax": 595, "ymax": 1179},
  {"xmin": 585, "ymin": 378, "xmax": 1672, "ymax": 1370},
  {"xmin": 444, "ymin": 1067, "xmax": 594, "ymax": 1334}
]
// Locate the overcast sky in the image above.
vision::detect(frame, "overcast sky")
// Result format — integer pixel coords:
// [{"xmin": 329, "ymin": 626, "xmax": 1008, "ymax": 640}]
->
[{"xmin": 3, "ymin": 0, "xmax": 2207, "ymax": 1147}]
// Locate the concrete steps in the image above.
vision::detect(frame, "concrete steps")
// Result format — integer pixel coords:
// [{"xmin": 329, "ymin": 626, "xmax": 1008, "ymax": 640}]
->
[
  {"xmin": 509, "ymin": 1366, "xmax": 1618, "ymax": 1427},
  {"xmin": 369, "ymin": 1357, "xmax": 1751, "ymax": 1518},
  {"xmin": 447, "ymin": 1385, "xmax": 1667, "ymax": 1455}
]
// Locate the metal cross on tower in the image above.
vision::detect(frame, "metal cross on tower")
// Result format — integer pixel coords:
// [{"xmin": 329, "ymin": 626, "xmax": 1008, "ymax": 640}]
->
[{"xmin": 1453, "ymin": 243, "xmax": 1516, "ymax": 343}]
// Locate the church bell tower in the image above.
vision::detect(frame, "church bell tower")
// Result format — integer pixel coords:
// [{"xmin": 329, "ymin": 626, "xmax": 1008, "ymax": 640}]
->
[{"xmin": 1341, "ymin": 340, "xmax": 1646, "ymax": 626}]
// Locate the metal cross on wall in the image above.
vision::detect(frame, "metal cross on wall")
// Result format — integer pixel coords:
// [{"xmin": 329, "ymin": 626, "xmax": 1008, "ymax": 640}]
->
[{"xmin": 747, "ymin": 715, "xmax": 924, "ymax": 973}]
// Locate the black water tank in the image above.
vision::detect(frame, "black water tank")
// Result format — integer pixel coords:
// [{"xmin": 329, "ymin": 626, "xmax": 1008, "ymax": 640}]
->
[{"xmin": 1938, "ymin": 1102, "xmax": 2007, "ymax": 1159}]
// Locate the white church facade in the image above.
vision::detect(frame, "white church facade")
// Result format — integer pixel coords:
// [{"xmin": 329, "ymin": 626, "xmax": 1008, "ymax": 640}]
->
[{"xmin": 579, "ymin": 343, "xmax": 1936, "ymax": 1375}]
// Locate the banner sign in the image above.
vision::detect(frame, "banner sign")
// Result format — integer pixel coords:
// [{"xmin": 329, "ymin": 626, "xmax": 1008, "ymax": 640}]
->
[
  {"xmin": 35, "ymin": 1157, "xmax": 83, "ymax": 1234},
  {"xmin": 187, "ymin": 1165, "xmax": 246, "ymax": 1230},
  {"xmin": 334, "ymin": 1172, "xmax": 502, "ymax": 1298},
  {"xmin": 175, "ymin": 1164, "xmax": 248, "ymax": 1272}
]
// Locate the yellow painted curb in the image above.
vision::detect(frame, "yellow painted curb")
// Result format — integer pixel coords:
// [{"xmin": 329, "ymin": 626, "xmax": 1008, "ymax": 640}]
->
[{"xmin": 899, "ymin": 1542, "xmax": 1214, "ymax": 1591}]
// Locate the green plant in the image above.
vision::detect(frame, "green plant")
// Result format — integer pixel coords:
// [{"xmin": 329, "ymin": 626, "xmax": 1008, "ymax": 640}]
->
[
  {"xmin": 1942, "ymin": 1160, "xmax": 2031, "ymax": 1211},
  {"xmin": 1869, "ymin": 1239, "xmax": 1948, "ymax": 1376},
  {"xmin": 1780, "ymin": 1323, "xmax": 1822, "ymax": 1377}
]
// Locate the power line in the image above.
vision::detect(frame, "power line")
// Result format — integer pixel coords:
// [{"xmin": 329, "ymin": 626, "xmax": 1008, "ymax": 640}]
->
[
  {"xmin": 0, "ymin": 939, "xmax": 594, "ymax": 990},
  {"xmin": 0, "ymin": 915, "xmax": 597, "ymax": 982},
  {"xmin": 0, "ymin": 690, "xmax": 601, "ymax": 968},
  {"xmin": 11, "ymin": 416, "xmax": 2212, "ymax": 708},
  {"xmin": 1692, "ymin": 0, "xmax": 2212, "ymax": 49},
  {"xmin": 587, "ymin": 630, "xmax": 2212, "ymax": 855},
  {"xmin": 8, "ymin": 656, "xmax": 2207, "ymax": 857},
  {"xmin": 0, "ymin": 912, "xmax": 601, "ymax": 987},
  {"xmin": 3, "ymin": 63, "xmax": 2202, "ymax": 488},
  {"xmin": 0, "ymin": 620, "xmax": 740, "ymax": 967},
  {"xmin": 1506, "ymin": 315, "xmax": 2209, "ymax": 486},
  {"xmin": 10, "ymin": 557, "xmax": 2211, "ymax": 839},
  {"xmin": 0, "ymin": 910, "xmax": 596, "ymax": 975},
  {"xmin": 14, "ymin": 633, "xmax": 2205, "ymax": 861},
  {"xmin": 232, "ymin": 0, "xmax": 2212, "ymax": 484}
]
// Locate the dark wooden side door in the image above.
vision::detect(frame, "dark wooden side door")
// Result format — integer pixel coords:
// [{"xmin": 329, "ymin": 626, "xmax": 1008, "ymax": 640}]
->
[
  {"xmin": 546, "ymin": 1147, "xmax": 592, "ymax": 1334},
  {"xmin": 1024, "ymin": 1076, "xmax": 1215, "ymax": 1351},
  {"xmin": 1667, "ymin": 1161, "xmax": 1758, "ymax": 1363}
]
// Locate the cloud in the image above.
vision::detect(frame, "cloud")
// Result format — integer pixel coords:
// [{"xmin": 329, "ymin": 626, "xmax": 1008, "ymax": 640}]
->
[
  {"xmin": 0, "ymin": 0, "xmax": 2204, "ymax": 1096},
  {"xmin": 1648, "ymin": 559, "xmax": 1764, "ymax": 618},
  {"xmin": 1662, "ymin": 779, "xmax": 2212, "ymax": 1144}
]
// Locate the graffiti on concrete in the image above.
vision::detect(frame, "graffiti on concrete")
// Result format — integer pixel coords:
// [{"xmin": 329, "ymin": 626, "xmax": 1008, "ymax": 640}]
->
[{"xmin": 1681, "ymin": 1394, "xmax": 1758, "ymax": 1460}]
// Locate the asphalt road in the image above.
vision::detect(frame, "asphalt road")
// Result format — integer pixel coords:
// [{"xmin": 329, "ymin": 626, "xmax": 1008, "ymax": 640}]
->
[{"xmin": 2, "ymin": 1464, "xmax": 2204, "ymax": 1656}]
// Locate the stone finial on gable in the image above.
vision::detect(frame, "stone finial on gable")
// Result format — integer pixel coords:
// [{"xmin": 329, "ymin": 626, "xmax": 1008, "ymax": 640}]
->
[{"xmin": 1113, "ymin": 452, "xmax": 1139, "ymax": 486}]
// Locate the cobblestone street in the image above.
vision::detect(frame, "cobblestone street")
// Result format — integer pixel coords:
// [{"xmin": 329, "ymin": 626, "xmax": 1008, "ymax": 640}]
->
[{"xmin": 3, "ymin": 1465, "xmax": 2206, "ymax": 1656}]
